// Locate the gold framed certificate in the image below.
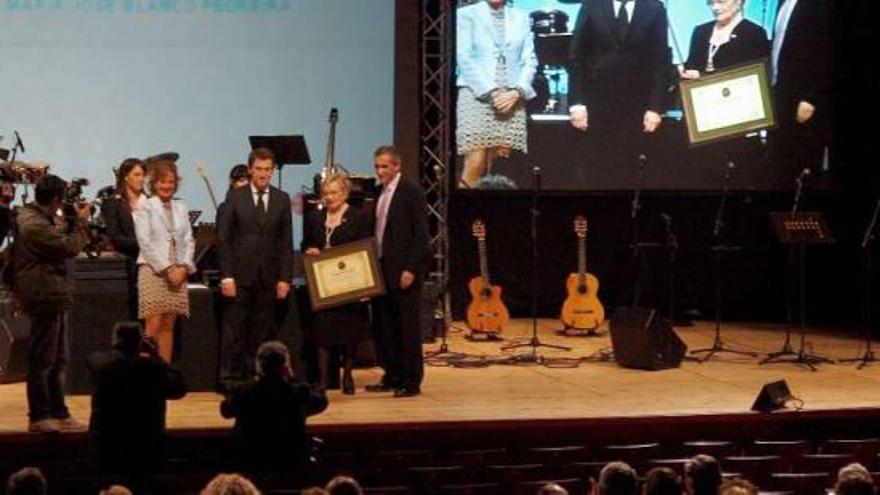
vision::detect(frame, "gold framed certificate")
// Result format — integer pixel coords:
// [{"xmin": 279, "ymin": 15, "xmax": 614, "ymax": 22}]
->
[
  {"xmin": 303, "ymin": 238, "xmax": 385, "ymax": 310},
  {"xmin": 680, "ymin": 60, "xmax": 776, "ymax": 146}
]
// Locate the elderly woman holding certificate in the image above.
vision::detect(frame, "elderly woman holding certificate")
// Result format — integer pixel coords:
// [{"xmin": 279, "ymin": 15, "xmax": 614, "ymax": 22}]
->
[
  {"xmin": 680, "ymin": 0, "xmax": 769, "ymax": 79},
  {"xmin": 302, "ymin": 174, "xmax": 371, "ymax": 395}
]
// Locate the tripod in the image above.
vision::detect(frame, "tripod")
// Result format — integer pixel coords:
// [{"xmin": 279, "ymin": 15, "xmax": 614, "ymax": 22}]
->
[
  {"xmin": 841, "ymin": 196, "xmax": 880, "ymax": 369},
  {"xmin": 690, "ymin": 162, "xmax": 757, "ymax": 362},
  {"xmin": 761, "ymin": 170, "xmax": 835, "ymax": 370},
  {"xmin": 502, "ymin": 166, "xmax": 570, "ymax": 359}
]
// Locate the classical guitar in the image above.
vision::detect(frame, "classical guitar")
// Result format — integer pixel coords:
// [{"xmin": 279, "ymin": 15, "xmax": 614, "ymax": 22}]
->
[
  {"xmin": 560, "ymin": 215, "xmax": 605, "ymax": 330},
  {"xmin": 466, "ymin": 219, "xmax": 509, "ymax": 335}
]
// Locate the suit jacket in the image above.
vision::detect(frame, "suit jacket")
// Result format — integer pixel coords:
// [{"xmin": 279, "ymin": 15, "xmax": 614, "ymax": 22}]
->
[
  {"xmin": 302, "ymin": 205, "xmax": 371, "ymax": 252},
  {"xmin": 773, "ymin": 0, "xmax": 831, "ymax": 123},
  {"xmin": 101, "ymin": 195, "xmax": 145, "ymax": 259},
  {"xmin": 378, "ymin": 177, "xmax": 430, "ymax": 290},
  {"xmin": 456, "ymin": 1, "xmax": 538, "ymax": 99},
  {"xmin": 568, "ymin": 0, "xmax": 669, "ymax": 127},
  {"xmin": 685, "ymin": 19, "xmax": 769, "ymax": 73},
  {"xmin": 220, "ymin": 377, "xmax": 328, "ymax": 466},
  {"xmin": 134, "ymin": 196, "xmax": 196, "ymax": 274},
  {"xmin": 217, "ymin": 185, "xmax": 293, "ymax": 288}
]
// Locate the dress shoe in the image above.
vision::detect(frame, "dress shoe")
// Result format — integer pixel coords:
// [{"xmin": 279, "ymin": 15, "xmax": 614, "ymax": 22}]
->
[
  {"xmin": 393, "ymin": 386, "xmax": 420, "ymax": 398},
  {"xmin": 54, "ymin": 416, "xmax": 87, "ymax": 432},
  {"xmin": 364, "ymin": 382, "xmax": 396, "ymax": 393},
  {"xmin": 342, "ymin": 373, "xmax": 355, "ymax": 395},
  {"xmin": 28, "ymin": 418, "xmax": 60, "ymax": 433}
]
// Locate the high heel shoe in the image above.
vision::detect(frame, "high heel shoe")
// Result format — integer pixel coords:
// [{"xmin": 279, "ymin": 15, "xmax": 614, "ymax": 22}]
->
[{"xmin": 342, "ymin": 372, "xmax": 355, "ymax": 395}]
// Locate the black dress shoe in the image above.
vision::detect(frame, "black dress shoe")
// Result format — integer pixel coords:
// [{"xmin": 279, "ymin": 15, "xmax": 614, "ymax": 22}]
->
[
  {"xmin": 364, "ymin": 382, "xmax": 395, "ymax": 392},
  {"xmin": 342, "ymin": 373, "xmax": 355, "ymax": 395},
  {"xmin": 393, "ymin": 386, "xmax": 421, "ymax": 398}
]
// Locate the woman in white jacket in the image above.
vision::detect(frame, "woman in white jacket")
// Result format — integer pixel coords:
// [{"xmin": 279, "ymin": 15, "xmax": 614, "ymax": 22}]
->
[{"xmin": 134, "ymin": 160, "xmax": 195, "ymax": 361}]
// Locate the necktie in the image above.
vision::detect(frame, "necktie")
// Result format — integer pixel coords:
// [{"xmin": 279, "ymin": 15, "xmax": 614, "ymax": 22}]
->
[
  {"xmin": 616, "ymin": 0, "xmax": 631, "ymax": 43},
  {"xmin": 375, "ymin": 187, "xmax": 391, "ymax": 256},
  {"xmin": 256, "ymin": 190, "xmax": 267, "ymax": 220}
]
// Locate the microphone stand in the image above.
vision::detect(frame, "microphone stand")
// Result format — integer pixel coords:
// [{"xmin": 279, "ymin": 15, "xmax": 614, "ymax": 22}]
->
[
  {"xmin": 841, "ymin": 195, "xmax": 880, "ymax": 369},
  {"xmin": 661, "ymin": 213, "xmax": 678, "ymax": 323},
  {"xmin": 689, "ymin": 163, "xmax": 757, "ymax": 362},
  {"xmin": 629, "ymin": 155, "xmax": 660, "ymax": 307},
  {"xmin": 502, "ymin": 165, "xmax": 571, "ymax": 360}
]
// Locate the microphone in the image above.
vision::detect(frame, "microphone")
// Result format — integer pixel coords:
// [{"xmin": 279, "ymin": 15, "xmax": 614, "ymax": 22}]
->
[
  {"xmin": 638, "ymin": 154, "xmax": 648, "ymax": 168},
  {"xmin": 797, "ymin": 168, "xmax": 811, "ymax": 183},
  {"xmin": 660, "ymin": 212, "xmax": 672, "ymax": 224},
  {"xmin": 532, "ymin": 165, "xmax": 542, "ymax": 191},
  {"xmin": 14, "ymin": 131, "xmax": 25, "ymax": 153}
]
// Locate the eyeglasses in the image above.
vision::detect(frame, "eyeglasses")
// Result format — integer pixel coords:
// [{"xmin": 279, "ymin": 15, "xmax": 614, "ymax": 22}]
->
[{"xmin": 706, "ymin": 0, "xmax": 734, "ymax": 5}]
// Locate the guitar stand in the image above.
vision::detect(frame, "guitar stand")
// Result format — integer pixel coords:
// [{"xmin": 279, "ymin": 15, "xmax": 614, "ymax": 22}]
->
[
  {"xmin": 555, "ymin": 326, "xmax": 602, "ymax": 337},
  {"xmin": 465, "ymin": 330, "xmax": 503, "ymax": 342}
]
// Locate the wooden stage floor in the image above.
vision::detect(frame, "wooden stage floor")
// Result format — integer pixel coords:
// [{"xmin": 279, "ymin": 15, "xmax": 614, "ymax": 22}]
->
[{"xmin": 1, "ymin": 320, "xmax": 878, "ymax": 435}]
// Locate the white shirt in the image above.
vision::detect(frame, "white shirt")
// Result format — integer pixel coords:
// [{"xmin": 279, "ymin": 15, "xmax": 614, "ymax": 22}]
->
[
  {"xmin": 250, "ymin": 184, "xmax": 269, "ymax": 211},
  {"xmin": 771, "ymin": 0, "xmax": 799, "ymax": 86},
  {"xmin": 374, "ymin": 172, "xmax": 401, "ymax": 257}
]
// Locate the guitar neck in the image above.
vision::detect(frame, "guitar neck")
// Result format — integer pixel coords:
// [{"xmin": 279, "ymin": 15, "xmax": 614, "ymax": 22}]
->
[
  {"xmin": 201, "ymin": 175, "xmax": 219, "ymax": 211},
  {"xmin": 577, "ymin": 236, "xmax": 586, "ymax": 283},
  {"xmin": 478, "ymin": 238, "xmax": 490, "ymax": 288}
]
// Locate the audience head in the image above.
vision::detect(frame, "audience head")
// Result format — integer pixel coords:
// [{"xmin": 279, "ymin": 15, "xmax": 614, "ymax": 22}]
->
[
  {"xmin": 537, "ymin": 482, "xmax": 569, "ymax": 494},
  {"xmin": 717, "ymin": 479, "xmax": 758, "ymax": 495},
  {"xmin": 324, "ymin": 476, "xmax": 363, "ymax": 495},
  {"xmin": 684, "ymin": 454, "xmax": 722, "ymax": 495},
  {"xmin": 643, "ymin": 467, "xmax": 681, "ymax": 495},
  {"xmin": 595, "ymin": 461, "xmax": 638, "ymax": 495},
  {"xmin": 256, "ymin": 341, "xmax": 292, "ymax": 379},
  {"xmin": 99, "ymin": 485, "xmax": 133, "ymax": 495},
  {"xmin": 34, "ymin": 175, "xmax": 67, "ymax": 208},
  {"xmin": 112, "ymin": 321, "xmax": 146, "ymax": 355},
  {"xmin": 835, "ymin": 463, "xmax": 876, "ymax": 495},
  {"xmin": 5, "ymin": 467, "xmax": 47, "ymax": 495},
  {"xmin": 200, "ymin": 473, "xmax": 261, "ymax": 495}
]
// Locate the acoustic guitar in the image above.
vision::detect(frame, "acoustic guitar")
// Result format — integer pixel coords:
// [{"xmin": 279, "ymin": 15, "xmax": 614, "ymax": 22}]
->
[
  {"xmin": 560, "ymin": 215, "xmax": 605, "ymax": 330},
  {"xmin": 466, "ymin": 219, "xmax": 509, "ymax": 335}
]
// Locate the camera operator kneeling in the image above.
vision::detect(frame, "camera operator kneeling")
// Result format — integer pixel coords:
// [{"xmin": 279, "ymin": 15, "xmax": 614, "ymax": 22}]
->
[{"xmin": 8, "ymin": 174, "xmax": 92, "ymax": 433}]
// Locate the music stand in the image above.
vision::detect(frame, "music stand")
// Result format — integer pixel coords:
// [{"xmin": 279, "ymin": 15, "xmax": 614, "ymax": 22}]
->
[
  {"xmin": 761, "ymin": 212, "xmax": 835, "ymax": 370},
  {"xmin": 248, "ymin": 135, "xmax": 311, "ymax": 191}
]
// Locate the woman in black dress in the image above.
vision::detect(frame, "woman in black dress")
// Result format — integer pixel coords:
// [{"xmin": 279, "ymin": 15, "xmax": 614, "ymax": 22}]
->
[
  {"xmin": 302, "ymin": 174, "xmax": 371, "ymax": 394},
  {"xmin": 681, "ymin": 0, "xmax": 769, "ymax": 78},
  {"xmin": 101, "ymin": 158, "xmax": 147, "ymax": 320}
]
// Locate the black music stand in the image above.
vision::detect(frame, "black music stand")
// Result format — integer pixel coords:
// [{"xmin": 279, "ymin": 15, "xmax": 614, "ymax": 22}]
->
[
  {"xmin": 761, "ymin": 212, "xmax": 835, "ymax": 370},
  {"xmin": 841, "ymin": 196, "xmax": 880, "ymax": 369},
  {"xmin": 248, "ymin": 135, "xmax": 311, "ymax": 191}
]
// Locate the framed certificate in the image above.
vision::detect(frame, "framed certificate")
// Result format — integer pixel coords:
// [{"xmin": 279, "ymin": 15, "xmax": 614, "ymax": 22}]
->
[
  {"xmin": 679, "ymin": 60, "xmax": 776, "ymax": 146},
  {"xmin": 303, "ymin": 238, "xmax": 385, "ymax": 310}
]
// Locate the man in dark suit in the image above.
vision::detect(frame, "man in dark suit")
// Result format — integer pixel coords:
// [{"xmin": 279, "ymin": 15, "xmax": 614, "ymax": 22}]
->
[
  {"xmin": 567, "ymin": 0, "xmax": 669, "ymax": 141},
  {"xmin": 367, "ymin": 145, "xmax": 430, "ymax": 398},
  {"xmin": 87, "ymin": 322, "xmax": 187, "ymax": 480},
  {"xmin": 771, "ymin": 0, "xmax": 832, "ymax": 178},
  {"xmin": 220, "ymin": 340, "xmax": 327, "ymax": 469},
  {"xmin": 217, "ymin": 147, "xmax": 293, "ymax": 387}
]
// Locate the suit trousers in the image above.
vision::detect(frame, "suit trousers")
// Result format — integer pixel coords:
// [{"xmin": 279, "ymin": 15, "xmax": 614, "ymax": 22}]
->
[
  {"xmin": 26, "ymin": 310, "xmax": 70, "ymax": 421},
  {"xmin": 371, "ymin": 282, "xmax": 424, "ymax": 389},
  {"xmin": 221, "ymin": 284, "xmax": 278, "ymax": 383}
]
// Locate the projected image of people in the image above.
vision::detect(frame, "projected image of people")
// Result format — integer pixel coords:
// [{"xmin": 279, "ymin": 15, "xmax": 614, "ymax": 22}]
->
[
  {"xmin": 452, "ymin": 0, "xmax": 832, "ymax": 192},
  {"xmin": 456, "ymin": 0, "xmax": 538, "ymax": 189}
]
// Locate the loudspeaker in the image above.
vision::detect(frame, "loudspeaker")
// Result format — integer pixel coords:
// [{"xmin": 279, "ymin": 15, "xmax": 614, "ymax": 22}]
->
[
  {"xmin": 751, "ymin": 380, "xmax": 793, "ymax": 412},
  {"xmin": 610, "ymin": 307, "xmax": 686, "ymax": 370},
  {"xmin": 0, "ymin": 308, "xmax": 30, "ymax": 384}
]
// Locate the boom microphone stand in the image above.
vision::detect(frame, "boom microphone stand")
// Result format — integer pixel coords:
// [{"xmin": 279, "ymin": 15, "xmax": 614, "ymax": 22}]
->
[
  {"xmin": 502, "ymin": 166, "xmax": 571, "ymax": 360},
  {"xmin": 841, "ymin": 194, "xmax": 880, "ymax": 369},
  {"xmin": 690, "ymin": 162, "xmax": 757, "ymax": 362}
]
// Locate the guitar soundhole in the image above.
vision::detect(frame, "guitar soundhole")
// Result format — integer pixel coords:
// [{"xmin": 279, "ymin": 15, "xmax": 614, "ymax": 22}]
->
[
  {"xmin": 577, "ymin": 285, "xmax": 588, "ymax": 295},
  {"xmin": 481, "ymin": 288, "xmax": 492, "ymax": 299}
]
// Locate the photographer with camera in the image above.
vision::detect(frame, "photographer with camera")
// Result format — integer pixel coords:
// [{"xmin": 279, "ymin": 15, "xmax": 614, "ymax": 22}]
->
[
  {"xmin": 7, "ymin": 174, "xmax": 92, "ymax": 433},
  {"xmin": 87, "ymin": 321, "xmax": 187, "ymax": 484}
]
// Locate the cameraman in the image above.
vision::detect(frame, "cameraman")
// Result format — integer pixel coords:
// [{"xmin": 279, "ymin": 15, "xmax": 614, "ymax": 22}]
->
[
  {"xmin": 87, "ymin": 322, "xmax": 187, "ymax": 482},
  {"xmin": 8, "ymin": 174, "xmax": 91, "ymax": 433}
]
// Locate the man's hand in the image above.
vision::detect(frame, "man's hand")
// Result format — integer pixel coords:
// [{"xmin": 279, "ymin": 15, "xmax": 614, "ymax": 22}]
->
[
  {"xmin": 678, "ymin": 67, "xmax": 700, "ymax": 80},
  {"xmin": 796, "ymin": 101, "xmax": 816, "ymax": 124},
  {"xmin": 492, "ymin": 89, "xmax": 521, "ymax": 115},
  {"xmin": 643, "ymin": 110, "xmax": 662, "ymax": 133},
  {"xmin": 305, "ymin": 248, "xmax": 320, "ymax": 256},
  {"xmin": 569, "ymin": 106, "xmax": 589, "ymax": 131},
  {"xmin": 400, "ymin": 270, "xmax": 415, "ymax": 290},
  {"xmin": 276, "ymin": 281, "xmax": 291, "ymax": 300},
  {"xmin": 221, "ymin": 279, "xmax": 236, "ymax": 298}
]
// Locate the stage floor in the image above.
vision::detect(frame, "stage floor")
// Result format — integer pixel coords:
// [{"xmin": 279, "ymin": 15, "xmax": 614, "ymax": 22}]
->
[{"xmin": 1, "ymin": 320, "xmax": 878, "ymax": 435}]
